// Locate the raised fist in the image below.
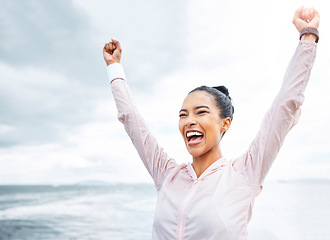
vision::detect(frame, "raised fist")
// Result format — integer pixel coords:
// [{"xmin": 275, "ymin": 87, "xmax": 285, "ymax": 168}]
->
[
  {"xmin": 293, "ymin": 6, "xmax": 320, "ymax": 32},
  {"xmin": 103, "ymin": 38, "xmax": 122, "ymax": 66}
]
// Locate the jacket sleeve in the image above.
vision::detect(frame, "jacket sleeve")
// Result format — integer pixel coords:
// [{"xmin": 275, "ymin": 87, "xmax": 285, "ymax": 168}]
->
[
  {"xmin": 233, "ymin": 40, "xmax": 317, "ymax": 187},
  {"xmin": 109, "ymin": 65, "xmax": 178, "ymax": 189}
]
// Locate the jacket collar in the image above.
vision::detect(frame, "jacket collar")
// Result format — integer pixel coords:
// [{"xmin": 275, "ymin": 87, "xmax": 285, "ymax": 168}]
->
[{"xmin": 186, "ymin": 158, "xmax": 228, "ymax": 181}]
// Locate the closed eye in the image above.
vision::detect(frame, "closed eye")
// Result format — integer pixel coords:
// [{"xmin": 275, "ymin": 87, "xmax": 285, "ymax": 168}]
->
[
  {"xmin": 179, "ymin": 113, "xmax": 187, "ymax": 118},
  {"xmin": 197, "ymin": 111, "xmax": 208, "ymax": 115}
]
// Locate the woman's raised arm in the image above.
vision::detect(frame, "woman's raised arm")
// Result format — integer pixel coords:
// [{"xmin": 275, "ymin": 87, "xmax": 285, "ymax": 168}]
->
[
  {"xmin": 233, "ymin": 7, "xmax": 320, "ymax": 188},
  {"xmin": 103, "ymin": 39, "xmax": 179, "ymax": 189}
]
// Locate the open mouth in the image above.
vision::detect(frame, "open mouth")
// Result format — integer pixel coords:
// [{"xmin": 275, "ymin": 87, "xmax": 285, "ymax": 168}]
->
[{"xmin": 186, "ymin": 131, "xmax": 204, "ymax": 145}]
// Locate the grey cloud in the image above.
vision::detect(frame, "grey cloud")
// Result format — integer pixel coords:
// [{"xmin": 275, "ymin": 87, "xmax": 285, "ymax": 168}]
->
[
  {"xmin": 0, "ymin": 71, "xmax": 106, "ymax": 147},
  {"xmin": 0, "ymin": 1, "xmax": 90, "ymax": 70},
  {"xmin": 0, "ymin": 0, "xmax": 106, "ymax": 147},
  {"xmin": 0, "ymin": 0, "xmax": 188, "ymax": 87},
  {"xmin": 0, "ymin": 0, "xmax": 188, "ymax": 148}
]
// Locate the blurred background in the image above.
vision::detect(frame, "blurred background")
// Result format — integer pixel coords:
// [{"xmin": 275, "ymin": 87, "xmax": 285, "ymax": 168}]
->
[{"xmin": 0, "ymin": 0, "xmax": 329, "ymax": 239}]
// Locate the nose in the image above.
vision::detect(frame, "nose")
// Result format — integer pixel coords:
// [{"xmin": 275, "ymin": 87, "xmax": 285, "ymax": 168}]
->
[{"xmin": 185, "ymin": 114, "xmax": 197, "ymax": 127}]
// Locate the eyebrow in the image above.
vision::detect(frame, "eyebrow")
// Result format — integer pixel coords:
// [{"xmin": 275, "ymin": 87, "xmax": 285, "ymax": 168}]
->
[{"xmin": 179, "ymin": 105, "xmax": 210, "ymax": 113}]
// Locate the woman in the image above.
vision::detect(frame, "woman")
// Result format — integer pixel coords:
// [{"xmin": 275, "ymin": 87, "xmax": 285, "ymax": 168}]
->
[{"xmin": 103, "ymin": 6, "xmax": 320, "ymax": 240}]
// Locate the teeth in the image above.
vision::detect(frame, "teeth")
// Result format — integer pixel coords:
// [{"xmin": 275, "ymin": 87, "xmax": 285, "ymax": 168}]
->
[{"xmin": 186, "ymin": 131, "xmax": 203, "ymax": 138}]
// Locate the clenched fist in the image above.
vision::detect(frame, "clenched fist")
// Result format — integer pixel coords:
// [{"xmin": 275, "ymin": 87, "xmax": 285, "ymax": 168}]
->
[
  {"xmin": 103, "ymin": 38, "xmax": 122, "ymax": 66},
  {"xmin": 293, "ymin": 6, "xmax": 320, "ymax": 32}
]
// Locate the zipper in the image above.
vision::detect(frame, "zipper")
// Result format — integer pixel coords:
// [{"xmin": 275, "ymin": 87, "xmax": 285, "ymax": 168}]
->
[{"xmin": 176, "ymin": 178, "xmax": 200, "ymax": 240}]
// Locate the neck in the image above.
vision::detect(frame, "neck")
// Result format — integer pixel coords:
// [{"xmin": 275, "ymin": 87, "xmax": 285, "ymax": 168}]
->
[{"xmin": 192, "ymin": 148, "xmax": 222, "ymax": 178}]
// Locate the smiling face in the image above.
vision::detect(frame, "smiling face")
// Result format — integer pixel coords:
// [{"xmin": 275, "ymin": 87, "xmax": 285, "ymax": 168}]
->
[{"xmin": 179, "ymin": 91, "xmax": 231, "ymax": 159}]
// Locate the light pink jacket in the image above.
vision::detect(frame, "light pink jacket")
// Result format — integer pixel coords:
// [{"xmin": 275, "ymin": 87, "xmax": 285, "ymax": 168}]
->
[{"xmin": 108, "ymin": 41, "xmax": 317, "ymax": 240}]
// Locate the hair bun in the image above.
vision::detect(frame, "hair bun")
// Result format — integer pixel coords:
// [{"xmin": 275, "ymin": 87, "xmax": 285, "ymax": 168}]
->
[{"xmin": 213, "ymin": 86, "xmax": 230, "ymax": 98}]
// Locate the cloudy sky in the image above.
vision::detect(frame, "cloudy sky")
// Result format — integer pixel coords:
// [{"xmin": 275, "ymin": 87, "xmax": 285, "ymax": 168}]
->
[{"xmin": 0, "ymin": 0, "xmax": 329, "ymax": 185}]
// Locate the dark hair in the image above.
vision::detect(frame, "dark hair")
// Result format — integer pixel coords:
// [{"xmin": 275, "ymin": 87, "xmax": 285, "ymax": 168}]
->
[{"xmin": 189, "ymin": 85, "xmax": 234, "ymax": 137}]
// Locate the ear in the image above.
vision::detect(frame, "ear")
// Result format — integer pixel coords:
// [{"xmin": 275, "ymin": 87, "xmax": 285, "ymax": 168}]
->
[{"xmin": 220, "ymin": 117, "xmax": 231, "ymax": 133}]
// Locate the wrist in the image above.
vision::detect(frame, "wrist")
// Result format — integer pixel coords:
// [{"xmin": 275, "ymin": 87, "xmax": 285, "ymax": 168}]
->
[
  {"xmin": 106, "ymin": 60, "xmax": 120, "ymax": 66},
  {"xmin": 300, "ymin": 27, "xmax": 319, "ymax": 43},
  {"xmin": 301, "ymin": 34, "xmax": 318, "ymax": 42}
]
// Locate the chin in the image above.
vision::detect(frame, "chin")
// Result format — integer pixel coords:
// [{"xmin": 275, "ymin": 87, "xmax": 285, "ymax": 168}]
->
[{"xmin": 186, "ymin": 147, "xmax": 205, "ymax": 158}]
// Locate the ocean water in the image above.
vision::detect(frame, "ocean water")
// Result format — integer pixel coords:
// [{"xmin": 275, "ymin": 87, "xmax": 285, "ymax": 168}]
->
[
  {"xmin": 0, "ymin": 184, "xmax": 156, "ymax": 240},
  {"xmin": 0, "ymin": 181, "xmax": 329, "ymax": 240}
]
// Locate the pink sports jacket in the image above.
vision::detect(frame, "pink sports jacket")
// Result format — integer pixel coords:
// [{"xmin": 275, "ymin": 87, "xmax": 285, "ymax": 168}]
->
[{"xmin": 108, "ymin": 41, "xmax": 317, "ymax": 240}]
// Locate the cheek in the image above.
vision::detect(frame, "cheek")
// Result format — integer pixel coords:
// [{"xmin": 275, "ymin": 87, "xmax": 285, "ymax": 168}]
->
[
  {"xmin": 205, "ymin": 130, "xmax": 221, "ymax": 146},
  {"xmin": 203, "ymin": 120, "xmax": 221, "ymax": 140},
  {"xmin": 178, "ymin": 120, "xmax": 184, "ymax": 137}
]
